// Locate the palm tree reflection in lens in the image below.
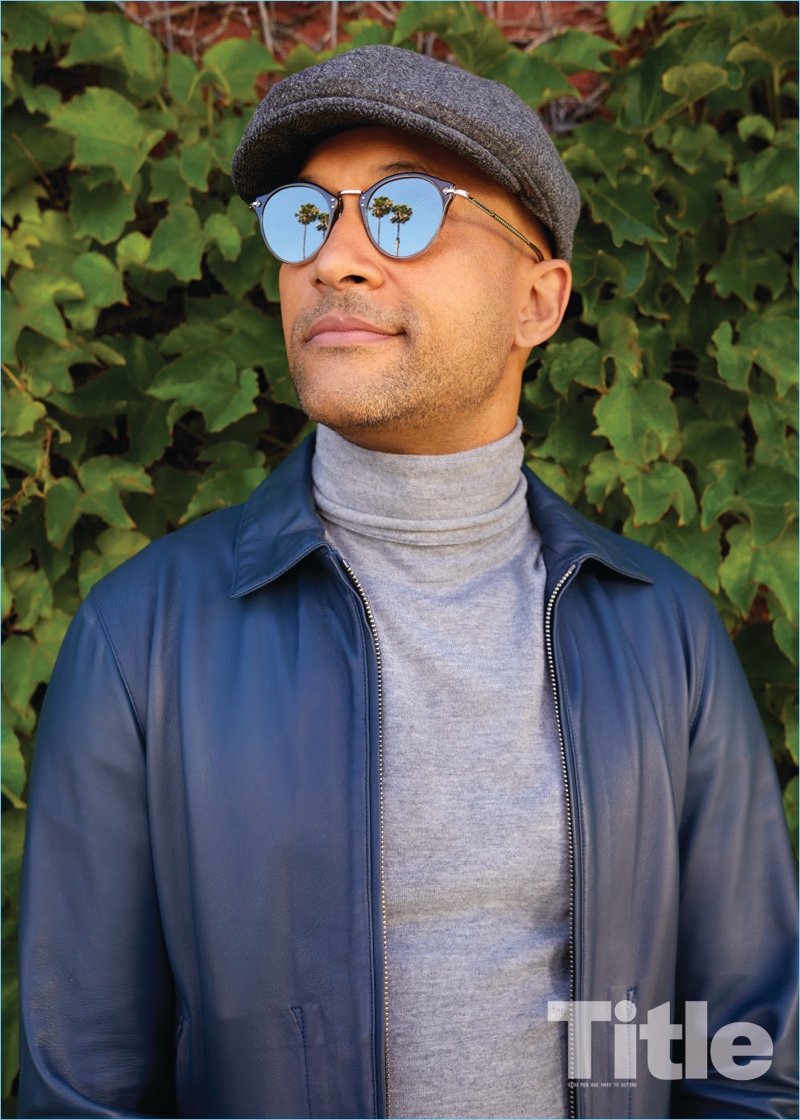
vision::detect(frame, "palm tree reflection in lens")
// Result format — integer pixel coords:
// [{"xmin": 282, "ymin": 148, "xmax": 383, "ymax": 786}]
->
[
  {"xmin": 390, "ymin": 202, "xmax": 413, "ymax": 256},
  {"xmin": 295, "ymin": 201, "xmax": 321, "ymax": 257},
  {"xmin": 369, "ymin": 195, "xmax": 393, "ymax": 248}
]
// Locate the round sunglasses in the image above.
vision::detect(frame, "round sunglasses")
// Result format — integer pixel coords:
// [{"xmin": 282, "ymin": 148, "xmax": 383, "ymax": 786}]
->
[{"xmin": 250, "ymin": 173, "xmax": 545, "ymax": 264}]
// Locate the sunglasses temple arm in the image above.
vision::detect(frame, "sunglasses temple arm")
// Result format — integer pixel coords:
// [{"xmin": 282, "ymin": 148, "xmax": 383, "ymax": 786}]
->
[{"xmin": 457, "ymin": 192, "xmax": 545, "ymax": 263}]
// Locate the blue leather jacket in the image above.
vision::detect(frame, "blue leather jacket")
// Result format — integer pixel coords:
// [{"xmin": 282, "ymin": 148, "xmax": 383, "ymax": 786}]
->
[{"xmin": 18, "ymin": 436, "xmax": 797, "ymax": 1119}]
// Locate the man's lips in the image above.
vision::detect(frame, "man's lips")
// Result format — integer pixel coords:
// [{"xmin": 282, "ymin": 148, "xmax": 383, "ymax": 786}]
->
[{"xmin": 306, "ymin": 315, "xmax": 401, "ymax": 346}]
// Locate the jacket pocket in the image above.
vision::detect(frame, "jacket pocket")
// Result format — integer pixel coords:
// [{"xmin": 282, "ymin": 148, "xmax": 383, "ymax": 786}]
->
[
  {"xmin": 175, "ymin": 1013, "xmax": 191, "ymax": 1115},
  {"xmin": 289, "ymin": 1002, "xmax": 329, "ymax": 1120}
]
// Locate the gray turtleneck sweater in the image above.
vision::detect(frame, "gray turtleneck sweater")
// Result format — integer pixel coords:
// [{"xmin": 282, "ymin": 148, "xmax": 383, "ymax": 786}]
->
[{"xmin": 312, "ymin": 422, "xmax": 569, "ymax": 1120}]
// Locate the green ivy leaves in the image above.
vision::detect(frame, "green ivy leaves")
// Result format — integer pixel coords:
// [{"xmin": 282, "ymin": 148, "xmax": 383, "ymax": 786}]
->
[
  {"xmin": 148, "ymin": 351, "xmax": 260, "ymax": 432},
  {"xmin": 49, "ymin": 88, "xmax": 165, "ymax": 189},
  {"xmin": 202, "ymin": 35, "xmax": 282, "ymax": 101},
  {"xmin": 58, "ymin": 10, "xmax": 165, "ymax": 98}
]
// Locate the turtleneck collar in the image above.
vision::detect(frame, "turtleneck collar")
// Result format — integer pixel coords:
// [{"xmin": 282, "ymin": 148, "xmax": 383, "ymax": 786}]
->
[
  {"xmin": 311, "ymin": 420, "xmax": 532, "ymax": 569},
  {"xmin": 314, "ymin": 420, "xmax": 525, "ymax": 517}
]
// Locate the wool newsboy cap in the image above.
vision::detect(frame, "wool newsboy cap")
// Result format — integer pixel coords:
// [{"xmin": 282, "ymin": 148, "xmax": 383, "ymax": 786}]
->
[{"xmin": 231, "ymin": 45, "xmax": 581, "ymax": 261}]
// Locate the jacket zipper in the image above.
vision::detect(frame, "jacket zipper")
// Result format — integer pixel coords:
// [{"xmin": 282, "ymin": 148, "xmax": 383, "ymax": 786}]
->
[
  {"xmin": 544, "ymin": 563, "xmax": 578, "ymax": 1120},
  {"xmin": 345, "ymin": 554, "xmax": 576, "ymax": 1120},
  {"xmin": 341, "ymin": 562, "xmax": 391, "ymax": 1119}
]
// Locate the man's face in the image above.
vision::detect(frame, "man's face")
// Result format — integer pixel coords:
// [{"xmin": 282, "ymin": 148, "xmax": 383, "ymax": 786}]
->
[{"xmin": 278, "ymin": 126, "xmax": 556, "ymax": 453}]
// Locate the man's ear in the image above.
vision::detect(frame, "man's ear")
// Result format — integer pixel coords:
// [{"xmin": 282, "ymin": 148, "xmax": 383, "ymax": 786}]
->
[{"xmin": 514, "ymin": 259, "xmax": 572, "ymax": 349}]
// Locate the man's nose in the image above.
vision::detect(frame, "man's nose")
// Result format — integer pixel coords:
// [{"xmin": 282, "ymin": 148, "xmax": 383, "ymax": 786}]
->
[{"xmin": 309, "ymin": 194, "xmax": 384, "ymax": 289}]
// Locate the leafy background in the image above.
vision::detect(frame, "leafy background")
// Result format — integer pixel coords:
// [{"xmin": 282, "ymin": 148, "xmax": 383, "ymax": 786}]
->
[{"xmin": 2, "ymin": 0, "xmax": 797, "ymax": 1109}]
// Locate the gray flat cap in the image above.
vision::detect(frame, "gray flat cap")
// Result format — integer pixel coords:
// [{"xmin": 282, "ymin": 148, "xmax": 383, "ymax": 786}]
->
[{"xmin": 231, "ymin": 45, "xmax": 580, "ymax": 261}]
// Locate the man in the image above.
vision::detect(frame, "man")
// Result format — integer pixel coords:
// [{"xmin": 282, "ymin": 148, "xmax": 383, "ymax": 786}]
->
[{"xmin": 18, "ymin": 45, "xmax": 797, "ymax": 1120}]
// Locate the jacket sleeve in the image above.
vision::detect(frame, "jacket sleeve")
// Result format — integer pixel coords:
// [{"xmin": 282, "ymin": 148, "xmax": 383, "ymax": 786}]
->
[
  {"xmin": 672, "ymin": 600, "xmax": 798, "ymax": 1118},
  {"xmin": 17, "ymin": 593, "xmax": 177, "ymax": 1118}
]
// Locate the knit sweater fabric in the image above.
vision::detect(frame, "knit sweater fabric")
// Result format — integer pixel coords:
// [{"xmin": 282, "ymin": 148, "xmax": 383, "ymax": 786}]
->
[{"xmin": 312, "ymin": 421, "xmax": 569, "ymax": 1119}]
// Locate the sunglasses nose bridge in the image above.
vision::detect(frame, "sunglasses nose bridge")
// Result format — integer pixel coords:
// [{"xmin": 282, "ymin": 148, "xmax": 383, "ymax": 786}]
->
[
  {"xmin": 334, "ymin": 189, "xmax": 367, "ymax": 225},
  {"xmin": 321, "ymin": 189, "xmax": 372, "ymax": 253},
  {"xmin": 301, "ymin": 188, "xmax": 390, "ymax": 273},
  {"xmin": 334, "ymin": 188, "xmax": 364, "ymax": 215}
]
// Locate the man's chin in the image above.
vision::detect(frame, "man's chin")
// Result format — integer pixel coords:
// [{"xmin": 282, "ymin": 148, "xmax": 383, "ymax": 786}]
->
[
  {"xmin": 298, "ymin": 392, "xmax": 407, "ymax": 433},
  {"xmin": 291, "ymin": 367, "xmax": 419, "ymax": 433}
]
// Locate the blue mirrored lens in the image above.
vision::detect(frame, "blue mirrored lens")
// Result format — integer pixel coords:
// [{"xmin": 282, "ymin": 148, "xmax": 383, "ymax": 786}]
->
[
  {"xmin": 261, "ymin": 185, "xmax": 332, "ymax": 262},
  {"xmin": 365, "ymin": 177, "xmax": 444, "ymax": 258}
]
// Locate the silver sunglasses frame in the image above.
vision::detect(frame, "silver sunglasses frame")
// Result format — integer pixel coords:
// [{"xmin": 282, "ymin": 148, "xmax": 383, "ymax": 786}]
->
[{"xmin": 250, "ymin": 173, "xmax": 545, "ymax": 264}]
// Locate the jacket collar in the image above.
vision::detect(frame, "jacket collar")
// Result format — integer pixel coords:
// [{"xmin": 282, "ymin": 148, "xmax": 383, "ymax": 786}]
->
[
  {"xmin": 230, "ymin": 434, "xmax": 651, "ymax": 598},
  {"xmin": 231, "ymin": 435, "xmax": 327, "ymax": 598},
  {"xmin": 521, "ymin": 465, "xmax": 652, "ymax": 592}
]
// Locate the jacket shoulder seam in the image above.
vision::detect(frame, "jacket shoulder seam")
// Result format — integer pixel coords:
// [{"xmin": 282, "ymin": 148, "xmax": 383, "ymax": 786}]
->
[
  {"xmin": 687, "ymin": 609, "xmax": 713, "ymax": 740},
  {"xmin": 86, "ymin": 591, "xmax": 146, "ymax": 742},
  {"xmin": 669, "ymin": 579, "xmax": 713, "ymax": 738}
]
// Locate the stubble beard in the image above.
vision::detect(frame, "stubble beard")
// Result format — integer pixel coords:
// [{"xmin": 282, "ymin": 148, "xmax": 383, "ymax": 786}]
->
[{"xmin": 286, "ymin": 296, "xmax": 514, "ymax": 436}]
